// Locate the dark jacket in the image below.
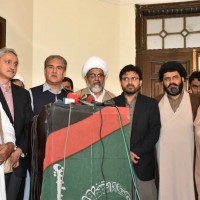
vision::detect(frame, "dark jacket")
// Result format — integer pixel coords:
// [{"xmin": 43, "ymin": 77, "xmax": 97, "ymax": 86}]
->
[
  {"xmin": 113, "ymin": 92, "xmax": 161, "ymax": 181},
  {"xmin": 0, "ymin": 83, "xmax": 33, "ymax": 177}
]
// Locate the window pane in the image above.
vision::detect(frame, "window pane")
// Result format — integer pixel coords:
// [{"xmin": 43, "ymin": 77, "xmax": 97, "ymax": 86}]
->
[
  {"xmin": 186, "ymin": 33, "xmax": 200, "ymax": 48},
  {"xmin": 147, "ymin": 19, "xmax": 162, "ymax": 34},
  {"xmin": 165, "ymin": 35, "xmax": 184, "ymax": 48},
  {"xmin": 147, "ymin": 36, "xmax": 162, "ymax": 49},
  {"xmin": 165, "ymin": 18, "xmax": 184, "ymax": 33},
  {"xmin": 186, "ymin": 16, "xmax": 200, "ymax": 32}
]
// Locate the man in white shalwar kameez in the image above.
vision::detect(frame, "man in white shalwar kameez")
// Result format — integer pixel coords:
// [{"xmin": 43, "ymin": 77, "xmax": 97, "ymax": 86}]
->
[
  {"xmin": 156, "ymin": 61, "xmax": 199, "ymax": 200},
  {"xmin": 0, "ymin": 102, "xmax": 15, "ymax": 200}
]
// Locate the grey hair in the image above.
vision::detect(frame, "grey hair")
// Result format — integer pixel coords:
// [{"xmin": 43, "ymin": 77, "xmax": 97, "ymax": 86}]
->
[
  {"xmin": 0, "ymin": 47, "xmax": 18, "ymax": 58},
  {"xmin": 44, "ymin": 55, "xmax": 67, "ymax": 71}
]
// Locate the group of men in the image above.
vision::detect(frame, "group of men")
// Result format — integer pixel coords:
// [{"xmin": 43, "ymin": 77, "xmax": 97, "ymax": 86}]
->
[{"xmin": 0, "ymin": 46, "xmax": 199, "ymax": 200}]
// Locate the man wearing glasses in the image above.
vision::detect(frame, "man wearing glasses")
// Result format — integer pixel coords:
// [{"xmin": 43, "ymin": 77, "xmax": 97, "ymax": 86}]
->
[
  {"xmin": 112, "ymin": 64, "xmax": 160, "ymax": 200},
  {"xmin": 76, "ymin": 56, "xmax": 115, "ymax": 103}
]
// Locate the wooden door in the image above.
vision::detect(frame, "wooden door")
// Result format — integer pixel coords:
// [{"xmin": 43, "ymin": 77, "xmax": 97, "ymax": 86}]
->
[
  {"xmin": 136, "ymin": 48, "xmax": 198, "ymax": 97},
  {"xmin": 0, "ymin": 17, "xmax": 6, "ymax": 48}
]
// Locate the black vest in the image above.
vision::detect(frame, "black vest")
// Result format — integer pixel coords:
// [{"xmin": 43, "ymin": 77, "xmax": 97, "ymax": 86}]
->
[{"xmin": 30, "ymin": 84, "xmax": 69, "ymax": 115}]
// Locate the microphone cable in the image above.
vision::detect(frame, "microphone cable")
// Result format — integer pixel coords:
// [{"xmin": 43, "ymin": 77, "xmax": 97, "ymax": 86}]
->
[
  {"xmin": 30, "ymin": 115, "xmax": 41, "ymax": 200},
  {"xmin": 58, "ymin": 103, "xmax": 73, "ymax": 199},
  {"xmin": 114, "ymin": 106, "xmax": 141, "ymax": 200},
  {"xmin": 98, "ymin": 107, "xmax": 108, "ymax": 200}
]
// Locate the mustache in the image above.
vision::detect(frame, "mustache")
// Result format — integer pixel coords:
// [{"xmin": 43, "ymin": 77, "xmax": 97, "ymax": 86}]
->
[
  {"xmin": 168, "ymin": 83, "xmax": 178, "ymax": 88},
  {"xmin": 127, "ymin": 84, "xmax": 134, "ymax": 87}
]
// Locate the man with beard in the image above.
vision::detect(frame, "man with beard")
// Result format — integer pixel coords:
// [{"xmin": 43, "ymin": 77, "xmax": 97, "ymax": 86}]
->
[
  {"xmin": 188, "ymin": 71, "xmax": 200, "ymax": 95},
  {"xmin": 156, "ymin": 61, "xmax": 200, "ymax": 200},
  {"xmin": 113, "ymin": 64, "xmax": 161, "ymax": 200},
  {"xmin": 76, "ymin": 56, "xmax": 115, "ymax": 102}
]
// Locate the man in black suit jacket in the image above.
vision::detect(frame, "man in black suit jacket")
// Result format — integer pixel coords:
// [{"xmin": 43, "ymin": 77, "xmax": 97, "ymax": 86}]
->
[
  {"xmin": 113, "ymin": 64, "xmax": 160, "ymax": 200},
  {"xmin": 0, "ymin": 48, "xmax": 33, "ymax": 200}
]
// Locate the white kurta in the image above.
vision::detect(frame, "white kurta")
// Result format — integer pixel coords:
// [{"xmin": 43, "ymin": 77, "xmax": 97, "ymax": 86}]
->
[
  {"xmin": 0, "ymin": 103, "xmax": 15, "ymax": 200},
  {"xmin": 194, "ymin": 106, "xmax": 200, "ymax": 200},
  {"xmin": 157, "ymin": 91, "xmax": 195, "ymax": 200}
]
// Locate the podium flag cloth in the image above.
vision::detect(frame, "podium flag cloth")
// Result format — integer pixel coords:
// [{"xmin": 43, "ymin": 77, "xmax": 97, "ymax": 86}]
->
[{"xmin": 40, "ymin": 103, "xmax": 132, "ymax": 200}]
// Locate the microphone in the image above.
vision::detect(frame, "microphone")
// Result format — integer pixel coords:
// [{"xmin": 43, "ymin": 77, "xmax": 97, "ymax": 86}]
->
[
  {"xmin": 78, "ymin": 94, "xmax": 95, "ymax": 106},
  {"xmin": 86, "ymin": 95, "xmax": 95, "ymax": 103},
  {"xmin": 65, "ymin": 92, "xmax": 81, "ymax": 104},
  {"xmin": 78, "ymin": 99, "xmax": 93, "ymax": 106},
  {"xmin": 65, "ymin": 93, "xmax": 94, "ymax": 106},
  {"xmin": 93, "ymin": 100, "xmax": 115, "ymax": 107}
]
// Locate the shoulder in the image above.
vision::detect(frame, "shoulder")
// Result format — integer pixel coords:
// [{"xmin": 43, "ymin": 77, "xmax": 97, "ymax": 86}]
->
[
  {"xmin": 112, "ymin": 93, "xmax": 124, "ymax": 101},
  {"xmin": 138, "ymin": 93, "xmax": 158, "ymax": 104},
  {"xmin": 12, "ymin": 84, "xmax": 30, "ymax": 95},
  {"xmin": 75, "ymin": 88, "xmax": 89, "ymax": 96},
  {"xmin": 105, "ymin": 90, "xmax": 115, "ymax": 98},
  {"xmin": 189, "ymin": 93, "xmax": 200, "ymax": 103},
  {"xmin": 30, "ymin": 84, "xmax": 43, "ymax": 91},
  {"xmin": 189, "ymin": 93, "xmax": 200, "ymax": 119},
  {"xmin": 112, "ymin": 93, "xmax": 126, "ymax": 107}
]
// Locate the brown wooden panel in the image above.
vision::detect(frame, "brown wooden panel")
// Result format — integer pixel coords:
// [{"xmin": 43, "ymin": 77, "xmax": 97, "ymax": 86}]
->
[
  {"xmin": 0, "ymin": 17, "xmax": 6, "ymax": 48},
  {"xmin": 137, "ymin": 49, "xmax": 197, "ymax": 97}
]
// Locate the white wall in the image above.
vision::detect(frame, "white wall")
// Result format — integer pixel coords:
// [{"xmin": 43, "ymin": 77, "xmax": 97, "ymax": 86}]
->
[
  {"xmin": 32, "ymin": 0, "xmax": 120, "ymax": 93},
  {"xmin": 0, "ymin": 0, "xmax": 196, "ymax": 94},
  {"xmin": 0, "ymin": 0, "xmax": 33, "ymax": 88}
]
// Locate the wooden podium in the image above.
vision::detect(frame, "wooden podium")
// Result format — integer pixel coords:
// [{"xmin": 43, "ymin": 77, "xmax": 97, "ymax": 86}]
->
[{"xmin": 29, "ymin": 102, "xmax": 132, "ymax": 200}]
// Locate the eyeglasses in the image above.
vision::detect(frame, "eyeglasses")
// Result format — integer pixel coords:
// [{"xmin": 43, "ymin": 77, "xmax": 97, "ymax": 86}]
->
[
  {"xmin": 87, "ymin": 73, "xmax": 105, "ymax": 79},
  {"xmin": 122, "ymin": 77, "xmax": 139, "ymax": 82}
]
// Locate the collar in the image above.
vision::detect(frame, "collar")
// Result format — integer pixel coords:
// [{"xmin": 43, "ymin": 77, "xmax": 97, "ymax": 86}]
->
[
  {"xmin": 89, "ymin": 89, "xmax": 105, "ymax": 102},
  {"xmin": 43, "ymin": 82, "xmax": 64, "ymax": 94},
  {"xmin": 0, "ymin": 81, "xmax": 11, "ymax": 89}
]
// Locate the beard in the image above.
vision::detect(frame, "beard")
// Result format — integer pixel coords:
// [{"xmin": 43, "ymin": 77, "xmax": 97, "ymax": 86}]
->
[
  {"xmin": 87, "ymin": 82, "xmax": 104, "ymax": 93},
  {"xmin": 122, "ymin": 84, "xmax": 141, "ymax": 95},
  {"xmin": 164, "ymin": 81, "xmax": 183, "ymax": 96}
]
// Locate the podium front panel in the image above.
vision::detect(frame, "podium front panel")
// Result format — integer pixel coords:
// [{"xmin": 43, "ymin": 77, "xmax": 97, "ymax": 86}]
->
[{"xmin": 40, "ymin": 103, "xmax": 132, "ymax": 200}]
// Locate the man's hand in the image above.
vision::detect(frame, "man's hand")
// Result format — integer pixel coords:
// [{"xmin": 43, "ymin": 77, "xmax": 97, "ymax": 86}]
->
[
  {"xmin": 130, "ymin": 151, "xmax": 140, "ymax": 164},
  {"xmin": 10, "ymin": 148, "xmax": 22, "ymax": 168},
  {"xmin": 0, "ymin": 142, "xmax": 15, "ymax": 162}
]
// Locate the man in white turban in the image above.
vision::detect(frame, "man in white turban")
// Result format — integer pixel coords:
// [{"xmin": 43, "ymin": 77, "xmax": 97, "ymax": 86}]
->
[{"xmin": 76, "ymin": 56, "xmax": 115, "ymax": 102}]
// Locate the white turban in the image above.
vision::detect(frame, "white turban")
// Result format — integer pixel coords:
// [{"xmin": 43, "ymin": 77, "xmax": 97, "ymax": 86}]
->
[
  {"xmin": 13, "ymin": 73, "xmax": 25, "ymax": 84},
  {"xmin": 82, "ymin": 56, "xmax": 108, "ymax": 77}
]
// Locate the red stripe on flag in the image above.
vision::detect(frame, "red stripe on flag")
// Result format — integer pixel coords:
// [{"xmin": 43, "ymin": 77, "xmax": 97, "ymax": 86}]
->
[{"xmin": 43, "ymin": 107, "xmax": 129, "ymax": 170}]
